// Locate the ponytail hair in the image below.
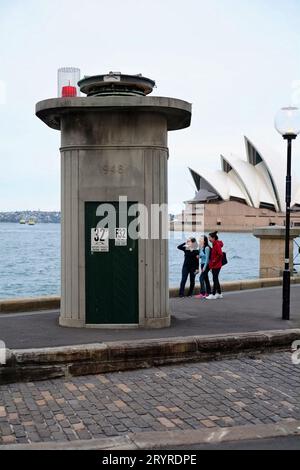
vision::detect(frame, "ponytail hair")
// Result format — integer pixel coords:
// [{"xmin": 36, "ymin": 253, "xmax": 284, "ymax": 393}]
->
[{"xmin": 209, "ymin": 231, "xmax": 219, "ymax": 240}]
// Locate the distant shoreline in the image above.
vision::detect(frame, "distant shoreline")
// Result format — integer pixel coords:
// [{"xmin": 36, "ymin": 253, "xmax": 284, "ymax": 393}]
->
[
  {"xmin": 0, "ymin": 211, "xmax": 61, "ymax": 224},
  {"xmin": 0, "ymin": 221, "xmax": 60, "ymax": 223}
]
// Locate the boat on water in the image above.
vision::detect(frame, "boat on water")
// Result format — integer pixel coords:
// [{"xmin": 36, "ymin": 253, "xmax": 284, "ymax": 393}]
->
[
  {"xmin": 19, "ymin": 219, "xmax": 26, "ymax": 224},
  {"xmin": 27, "ymin": 218, "xmax": 36, "ymax": 225}
]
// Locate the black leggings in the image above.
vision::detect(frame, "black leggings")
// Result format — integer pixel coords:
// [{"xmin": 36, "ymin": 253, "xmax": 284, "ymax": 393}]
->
[
  {"xmin": 179, "ymin": 265, "xmax": 196, "ymax": 296},
  {"xmin": 212, "ymin": 268, "xmax": 221, "ymax": 295}
]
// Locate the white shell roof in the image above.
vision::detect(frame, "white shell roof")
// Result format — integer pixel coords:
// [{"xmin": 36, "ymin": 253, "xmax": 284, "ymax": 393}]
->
[
  {"xmin": 244, "ymin": 136, "xmax": 284, "ymax": 211},
  {"xmin": 221, "ymin": 153, "xmax": 280, "ymax": 211},
  {"xmin": 191, "ymin": 167, "xmax": 249, "ymax": 203},
  {"xmin": 190, "ymin": 136, "xmax": 300, "ymax": 212}
]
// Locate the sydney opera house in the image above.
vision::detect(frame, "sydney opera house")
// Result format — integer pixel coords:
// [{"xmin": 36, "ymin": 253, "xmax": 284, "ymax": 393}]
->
[{"xmin": 173, "ymin": 136, "xmax": 300, "ymax": 232}]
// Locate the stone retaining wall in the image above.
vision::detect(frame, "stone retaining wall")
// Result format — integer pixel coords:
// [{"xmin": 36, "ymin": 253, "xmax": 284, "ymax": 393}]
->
[{"xmin": 1, "ymin": 329, "xmax": 299, "ymax": 384}]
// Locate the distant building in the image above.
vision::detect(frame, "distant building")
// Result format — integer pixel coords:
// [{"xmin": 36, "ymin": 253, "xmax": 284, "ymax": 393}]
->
[{"xmin": 171, "ymin": 136, "xmax": 300, "ymax": 232}]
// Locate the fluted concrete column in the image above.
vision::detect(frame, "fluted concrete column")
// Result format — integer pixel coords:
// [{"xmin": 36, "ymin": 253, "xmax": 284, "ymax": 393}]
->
[{"xmin": 36, "ymin": 96, "xmax": 191, "ymax": 328}]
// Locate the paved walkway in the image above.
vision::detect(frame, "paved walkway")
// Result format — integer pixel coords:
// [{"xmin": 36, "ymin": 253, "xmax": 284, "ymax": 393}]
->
[
  {"xmin": 0, "ymin": 286, "xmax": 299, "ymax": 349},
  {"xmin": 0, "ymin": 352, "xmax": 299, "ymax": 445}
]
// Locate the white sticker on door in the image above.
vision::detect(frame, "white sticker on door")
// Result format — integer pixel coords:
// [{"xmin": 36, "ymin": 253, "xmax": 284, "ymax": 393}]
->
[
  {"xmin": 115, "ymin": 227, "xmax": 127, "ymax": 246},
  {"xmin": 91, "ymin": 228, "xmax": 109, "ymax": 252}
]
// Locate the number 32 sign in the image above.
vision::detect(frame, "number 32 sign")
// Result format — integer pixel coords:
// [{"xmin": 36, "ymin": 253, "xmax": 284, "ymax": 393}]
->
[{"xmin": 91, "ymin": 228, "xmax": 109, "ymax": 252}]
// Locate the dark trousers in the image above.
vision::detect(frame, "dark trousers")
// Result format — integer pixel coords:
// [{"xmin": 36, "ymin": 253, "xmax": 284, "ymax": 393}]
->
[
  {"xmin": 179, "ymin": 265, "xmax": 196, "ymax": 296},
  {"xmin": 200, "ymin": 264, "xmax": 211, "ymax": 295},
  {"xmin": 212, "ymin": 268, "xmax": 221, "ymax": 295}
]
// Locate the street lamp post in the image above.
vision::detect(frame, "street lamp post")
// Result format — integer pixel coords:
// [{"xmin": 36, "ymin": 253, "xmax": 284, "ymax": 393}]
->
[{"xmin": 275, "ymin": 106, "xmax": 300, "ymax": 320}]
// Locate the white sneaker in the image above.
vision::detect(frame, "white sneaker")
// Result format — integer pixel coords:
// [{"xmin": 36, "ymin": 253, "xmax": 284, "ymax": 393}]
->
[
  {"xmin": 205, "ymin": 294, "xmax": 217, "ymax": 300},
  {"xmin": 215, "ymin": 293, "xmax": 224, "ymax": 299}
]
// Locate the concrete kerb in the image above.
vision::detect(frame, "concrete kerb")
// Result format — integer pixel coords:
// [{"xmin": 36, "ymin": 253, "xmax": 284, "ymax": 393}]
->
[
  {"xmin": 1, "ymin": 419, "xmax": 300, "ymax": 450},
  {"xmin": 1, "ymin": 277, "xmax": 300, "ymax": 313},
  {"xmin": 1, "ymin": 329, "xmax": 299, "ymax": 385},
  {"xmin": 0, "ymin": 296, "xmax": 60, "ymax": 313},
  {"xmin": 131, "ymin": 419, "xmax": 300, "ymax": 450}
]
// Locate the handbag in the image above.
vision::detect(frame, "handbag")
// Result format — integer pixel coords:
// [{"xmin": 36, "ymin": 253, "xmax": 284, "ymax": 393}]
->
[{"xmin": 222, "ymin": 251, "xmax": 228, "ymax": 266}]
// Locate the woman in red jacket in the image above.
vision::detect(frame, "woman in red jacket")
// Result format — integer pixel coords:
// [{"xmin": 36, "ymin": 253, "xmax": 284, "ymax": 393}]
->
[{"xmin": 206, "ymin": 231, "xmax": 224, "ymax": 300}]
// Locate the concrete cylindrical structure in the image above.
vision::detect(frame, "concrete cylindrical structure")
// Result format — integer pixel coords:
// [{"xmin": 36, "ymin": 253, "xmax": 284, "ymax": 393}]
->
[
  {"xmin": 254, "ymin": 225, "xmax": 300, "ymax": 278},
  {"xmin": 36, "ymin": 74, "xmax": 191, "ymax": 328}
]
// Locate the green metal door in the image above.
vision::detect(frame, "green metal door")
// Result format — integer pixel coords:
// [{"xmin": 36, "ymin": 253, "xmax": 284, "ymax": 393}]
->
[{"xmin": 85, "ymin": 201, "xmax": 138, "ymax": 324}]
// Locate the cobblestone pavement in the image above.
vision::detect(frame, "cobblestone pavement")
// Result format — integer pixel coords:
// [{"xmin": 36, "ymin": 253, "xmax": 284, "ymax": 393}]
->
[{"xmin": 0, "ymin": 352, "xmax": 299, "ymax": 445}]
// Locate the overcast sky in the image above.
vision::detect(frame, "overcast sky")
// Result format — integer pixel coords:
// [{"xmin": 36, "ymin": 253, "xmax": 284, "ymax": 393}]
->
[{"xmin": 0, "ymin": 0, "xmax": 300, "ymax": 212}]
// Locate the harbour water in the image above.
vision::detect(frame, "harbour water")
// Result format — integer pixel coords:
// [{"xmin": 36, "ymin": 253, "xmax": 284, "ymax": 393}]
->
[{"xmin": 0, "ymin": 223, "xmax": 299, "ymax": 299}]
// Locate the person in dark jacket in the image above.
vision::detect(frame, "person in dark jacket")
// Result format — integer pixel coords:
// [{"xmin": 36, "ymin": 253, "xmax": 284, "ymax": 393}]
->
[
  {"xmin": 206, "ymin": 231, "xmax": 224, "ymax": 300},
  {"xmin": 178, "ymin": 237, "xmax": 199, "ymax": 297}
]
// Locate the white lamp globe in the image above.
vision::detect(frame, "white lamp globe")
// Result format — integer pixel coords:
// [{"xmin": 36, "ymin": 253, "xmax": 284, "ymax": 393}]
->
[{"xmin": 275, "ymin": 106, "xmax": 300, "ymax": 137}]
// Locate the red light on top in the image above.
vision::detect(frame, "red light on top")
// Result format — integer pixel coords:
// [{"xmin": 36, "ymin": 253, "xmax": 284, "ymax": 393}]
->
[{"xmin": 61, "ymin": 83, "xmax": 77, "ymax": 97}]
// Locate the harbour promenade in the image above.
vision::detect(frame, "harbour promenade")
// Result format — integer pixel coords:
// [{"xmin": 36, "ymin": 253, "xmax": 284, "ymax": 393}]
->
[
  {"xmin": 0, "ymin": 285, "xmax": 300, "ymax": 449},
  {"xmin": 0, "ymin": 284, "xmax": 299, "ymax": 386},
  {"xmin": 0, "ymin": 285, "xmax": 299, "ymax": 349}
]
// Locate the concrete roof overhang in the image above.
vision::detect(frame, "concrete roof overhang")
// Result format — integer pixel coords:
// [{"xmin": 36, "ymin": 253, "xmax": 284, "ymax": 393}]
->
[{"xmin": 36, "ymin": 96, "xmax": 192, "ymax": 131}]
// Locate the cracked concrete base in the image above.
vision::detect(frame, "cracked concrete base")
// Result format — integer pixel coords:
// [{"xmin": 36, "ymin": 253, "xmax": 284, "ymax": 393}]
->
[{"xmin": 1, "ymin": 420, "xmax": 300, "ymax": 450}]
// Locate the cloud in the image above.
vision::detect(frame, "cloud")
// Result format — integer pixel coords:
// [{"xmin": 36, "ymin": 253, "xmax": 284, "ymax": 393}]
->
[{"xmin": 0, "ymin": 0, "xmax": 300, "ymax": 210}]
